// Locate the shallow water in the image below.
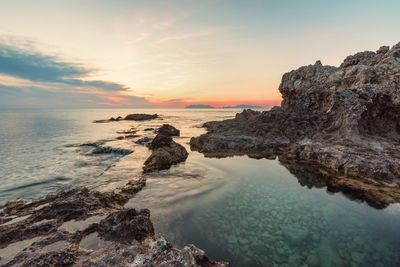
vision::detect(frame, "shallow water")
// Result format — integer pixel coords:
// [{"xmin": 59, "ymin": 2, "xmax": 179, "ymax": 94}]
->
[{"xmin": 1, "ymin": 108, "xmax": 400, "ymax": 266}]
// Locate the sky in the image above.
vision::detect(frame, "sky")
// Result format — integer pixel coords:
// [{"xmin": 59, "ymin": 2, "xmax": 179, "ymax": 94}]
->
[{"xmin": 0, "ymin": 0, "xmax": 399, "ymax": 108}]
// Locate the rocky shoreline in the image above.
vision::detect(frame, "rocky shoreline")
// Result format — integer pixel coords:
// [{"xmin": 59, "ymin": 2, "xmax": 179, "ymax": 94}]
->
[
  {"xmin": 0, "ymin": 178, "xmax": 228, "ymax": 266},
  {"xmin": 0, "ymin": 122, "xmax": 219, "ymax": 266},
  {"xmin": 191, "ymin": 42, "xmax": 400, "ymax": 208}
]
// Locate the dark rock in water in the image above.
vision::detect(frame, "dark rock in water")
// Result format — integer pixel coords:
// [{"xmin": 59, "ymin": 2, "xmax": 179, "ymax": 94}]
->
[
  {"xmin": 93, "ymin": 114, "xmax": 158, "ymax": 123},
  {"xmin": 150, "ymin": 133, "xmax": 172, "ymax": 149},
  {"xmin": 0, "ymin": 181, "xmax": 228, "ymax": 266},
  {"xmin": 124, "ymin": 134, "xmax": 140, "ymax": 139},
  {"xmin": 157, "ymin": 124, "xmax": 180, "ymax": 136},
  {"xmin": 143, "ymin": 140, "xmax": 188, "ymax": 173},
  {"xmin": 190, "ymin": 42, "xmax": 400, "ymax": 208},
  {"xmin": 117, "ymin": 128, "xmax": 137, "ymax": 135},
  {"xmin": 97, "ymin": 208, "xmax": 154, "ymax": 243},
  {"xmin": 110, "ymin": 116, "xmax": 123, "ymax": 121},
  {"xmin": 124, "ymin": 113, "xmax": 158, "ymax": 121},
  {"xmin": 91, "ymin": 146, "xmax": 133, "ymax": 156},
  {"xmin": 143, "ymin": 127, "xmax": 188, "ymax": 172}
]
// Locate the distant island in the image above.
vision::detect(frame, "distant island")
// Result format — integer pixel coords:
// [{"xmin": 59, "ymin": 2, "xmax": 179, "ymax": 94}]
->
[
  {"xmin": 222, "ymin": 104, "xmax": 263, "ymax": 109},
  {"xmin": 185, "ymin": 104, "xmax": 215, "ymax": 109}
]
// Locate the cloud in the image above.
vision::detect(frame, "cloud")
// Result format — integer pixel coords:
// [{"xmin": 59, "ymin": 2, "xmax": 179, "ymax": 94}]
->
[{"xmin": 0, "ymin": 43, "xmax": 127, "ymax": 91}]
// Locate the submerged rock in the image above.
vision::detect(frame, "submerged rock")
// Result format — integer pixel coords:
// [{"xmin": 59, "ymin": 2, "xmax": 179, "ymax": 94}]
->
[
  {"xmin": 91, "ymin": 146, "xmax": 133, "ymax": 156},
  {"xmin": 190, "ymin": 42, "xmax": 400, "ymax": 208}
]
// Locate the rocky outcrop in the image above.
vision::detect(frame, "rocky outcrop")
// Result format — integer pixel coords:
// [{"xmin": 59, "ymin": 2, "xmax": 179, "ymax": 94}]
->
[
  {"xmin": 143, "ymin": 141, "xmax": 189, "ymax": 173},
  {"xmin": 143, "ymin": 126, "xmax": 188, "ymax": 173},
  {"xmin": 124, "ymin": 113, "xmax": 158, "ymax": 121},
  {"xmin": 0, "ymin": 181, "xmax": 229, "ymax": 266},
  {"xmin": 190, "ymin": 42, "xmax": 400, "ymax": 208},
  {"xmin": 93, "ymin": 114, "xmax": 158, "ymax": 123},
  {"xmin": 157, "ymin": 124, "xmax": 180, "ymax": 136}
]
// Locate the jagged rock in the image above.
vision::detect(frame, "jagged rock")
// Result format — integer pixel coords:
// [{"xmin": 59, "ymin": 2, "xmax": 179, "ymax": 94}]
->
[
  {"xmin": 97, "ymin": 208, "xmax": 154, "ymax": 243},
  {"xmin": 143, "ymin": 129, "xmax": 188, "ymax": 173},
  {"xmin": 143, "ymin": 142, "xmax": 189, "ymax": 173},
  {"xmin": 0, "ymin": 185, "xmax": 228, "ymax": 266},
  {"xmin": 190, "ymin": 42, "xmax": 400, "ymax": 208},
  {"xmin": 150, "ymin": 133, "xmax": 172, "ymax": 149},
  {"xmin": 157, "ymin": 124, "xmax": 180, "ymax": 136},
  {"xmin": 124, "ymin": 114, "xmax": 158, "ymax": 121}
]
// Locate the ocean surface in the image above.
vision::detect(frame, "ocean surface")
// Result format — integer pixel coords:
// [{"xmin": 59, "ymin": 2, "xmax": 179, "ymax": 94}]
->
[{"xmin": 1, "ymin": 108, "xmax": 400, "ymax": 267}]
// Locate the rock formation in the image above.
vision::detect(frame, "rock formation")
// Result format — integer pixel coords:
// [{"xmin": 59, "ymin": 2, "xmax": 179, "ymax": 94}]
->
[
  {"xmin": 93, "ymin": 114, "xmax": 158, "ymax": 123},
  {"xmin": 157, "ymin": 124, "xmax": 180, "ymax": 136},
  {"xmin": 124, "ymin": 113, "xmax": 158, "ymax": 121},
  {"xmin": 190, "ymin": 42, "xmax": 400, "ymax": 208},
  {"xmin": 0, "ymin": 179, "xmax": 229, "ymax": 266},
  {"xmin": 143, "ymin": 125, "xmax": 188, "ymax": 173}
]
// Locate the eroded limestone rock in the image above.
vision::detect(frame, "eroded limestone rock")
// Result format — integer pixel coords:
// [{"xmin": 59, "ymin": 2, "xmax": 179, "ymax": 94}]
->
[{"xmin": 190, "ymin": 42, "xmax": 400, "ymax": 208}]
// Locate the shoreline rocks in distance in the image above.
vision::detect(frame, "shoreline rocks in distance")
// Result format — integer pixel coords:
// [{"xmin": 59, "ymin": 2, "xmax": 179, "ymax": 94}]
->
[
  {"xmin": 190, "ymin": 42, "xmax": 400, "ymax": 208},
  {"xmin": 93, "ymin": 113, "xmax": 158, "ymax": 123},
  {"xmin": 185, "ymin": 104, "xmax": 215, "ymax": 109}
]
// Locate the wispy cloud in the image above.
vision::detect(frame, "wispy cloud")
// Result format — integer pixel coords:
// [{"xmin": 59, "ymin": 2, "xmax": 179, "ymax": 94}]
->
[
  {"xmin": 0, "ymin": 41, "xmax": 156, "ymax": 108},
  {"xmin": 0, "ymin": 44, "xmax": 127, "ymax": 91}
]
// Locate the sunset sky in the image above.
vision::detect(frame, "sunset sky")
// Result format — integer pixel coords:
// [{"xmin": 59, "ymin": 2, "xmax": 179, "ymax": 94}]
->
[{"xmin": 0, "ymin": 0, "xmax": 399, "ymax": 108}]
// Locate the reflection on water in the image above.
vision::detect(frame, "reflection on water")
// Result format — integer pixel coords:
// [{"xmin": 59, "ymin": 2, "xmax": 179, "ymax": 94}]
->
[
  {"xmin": 1, "ymin": 108, "xmax": 400, "ymax": 266},
  {"xmin": 128, "ymin": 155, "xmax": 400, "ymax": 267}
]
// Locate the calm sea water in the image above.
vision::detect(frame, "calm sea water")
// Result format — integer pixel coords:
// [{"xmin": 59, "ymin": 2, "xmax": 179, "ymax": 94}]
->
[{"xmin": 1, "ymin": 109, "xmax": 400, "ymax": 266}]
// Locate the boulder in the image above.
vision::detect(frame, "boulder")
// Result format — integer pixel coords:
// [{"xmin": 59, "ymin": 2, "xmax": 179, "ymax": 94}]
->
[
  {"xmin": 143, "ymin": 142, "xmax": 188, "ymax": 173},
  {"xmin": 150, "ymin": 133, "xmax": 172, "ymax": 149},
  {"xmin": 158, "ymin": 124, "xmax": 180, "ymax": 136},
  {"xmin": 97, "ymin": 208, "xmax": 154, "ymax": 243}
]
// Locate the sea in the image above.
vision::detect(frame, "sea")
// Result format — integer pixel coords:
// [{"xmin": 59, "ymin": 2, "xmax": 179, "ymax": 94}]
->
[{"xmin": 0, "ymin": 108, "xmax": 399, "ymax": 267}]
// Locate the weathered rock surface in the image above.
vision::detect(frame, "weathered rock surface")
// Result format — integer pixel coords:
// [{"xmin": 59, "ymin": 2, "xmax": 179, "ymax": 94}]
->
[
  {"xmin": 149, "ymin": 133, "xmax": 172, "ymax": 149},
  {"xmin": 157, "ymin": 124, "xmax": 180, "ymax": 136},
  {"xmin": 143, "ymin": 129, "xmax": 188, "ymax": 173},
  {"xmin": 0, "ymin": 180, "xmax": 228, "ymax": 266},
  {"xmin": 190, "ymin": 42, "xmax": 400, "ymax": 208}
]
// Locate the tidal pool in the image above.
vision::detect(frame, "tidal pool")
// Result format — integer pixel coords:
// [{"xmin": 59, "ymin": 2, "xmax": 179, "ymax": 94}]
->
[{"xmin": 127, "ymin": 153, "xmax": 400, "ymax": 267}]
